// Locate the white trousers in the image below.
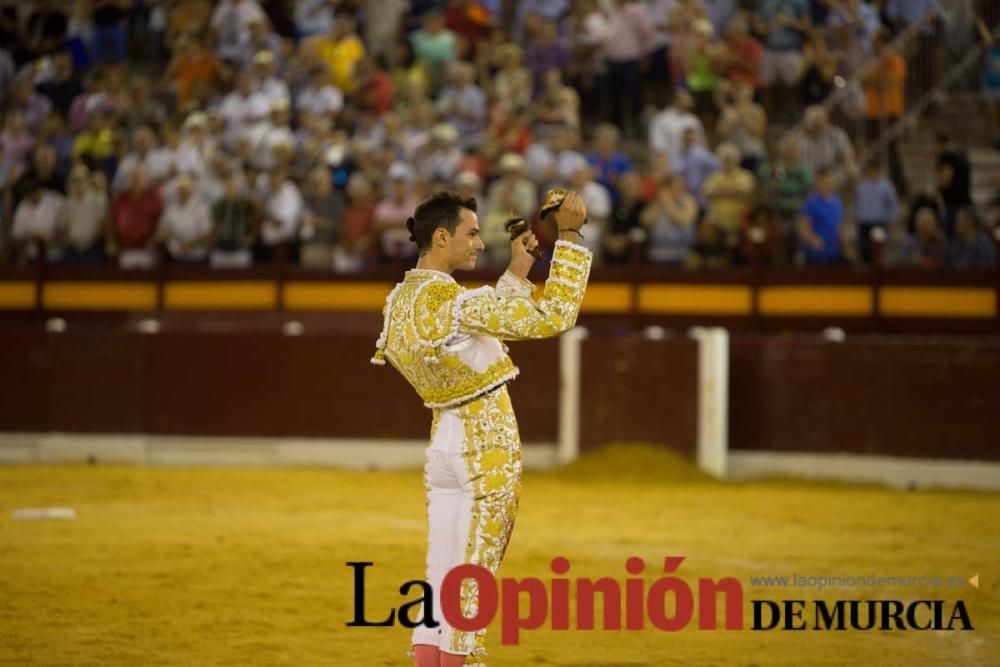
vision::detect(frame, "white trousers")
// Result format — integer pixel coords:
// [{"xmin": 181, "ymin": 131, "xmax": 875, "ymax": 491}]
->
[{"xmin": 410, "ymin": 386, "xmax": 523, "ymax": 665}]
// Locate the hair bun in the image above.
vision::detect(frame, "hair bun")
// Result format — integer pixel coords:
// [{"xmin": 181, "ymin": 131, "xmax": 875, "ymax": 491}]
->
[{"xmin": 406, "ymin": 216, "xmax": 416, "ymax": 242}]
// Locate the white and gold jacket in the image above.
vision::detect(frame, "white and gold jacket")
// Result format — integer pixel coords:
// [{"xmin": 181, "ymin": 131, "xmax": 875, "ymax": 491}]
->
[{"xmin": 371, "ymin": 240, "xmax": 593, "ymax": 408}]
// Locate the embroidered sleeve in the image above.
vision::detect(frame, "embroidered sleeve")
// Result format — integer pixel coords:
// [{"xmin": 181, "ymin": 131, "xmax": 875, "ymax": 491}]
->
[
  {"xmin": 413, "ymin": 279, "xmax": 463, "ymax": 346},
  {"xmin": 495, "ymin": 269, "xmax": 535, "ymax": 298},
  {"xmin": 454, "ymin": 240, "xmax": 592, "ymax": 341}
]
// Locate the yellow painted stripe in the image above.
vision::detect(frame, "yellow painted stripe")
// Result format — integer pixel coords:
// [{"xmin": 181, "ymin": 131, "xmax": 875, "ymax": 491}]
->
[
  {"xmin": 639, "ymin": 284, "xmax": 752, "ymax": 315},
  {"xmin": 759, "ymin": 286, "xmax": 873, "ymax": 316},
  {"xmin": 284, "ymin": 282, "xmax": 393, "ymax": 310},
  {"xmin": 880, "ymin": 287, "xmax": 997, "ymax": 318},
  {"xmin": 581, "ymin": 282, "xmax": 631, "ymax": 313},
  {"xmin": 44, "ymin": 282, "xmax": 157, "ymax": 310},
  {"xmin": 165, "ymin": 281, "xmax": 276, "ymax": 310},
  {"xmin": 0, "ymin": 282, "xmax": 36, "ymax": 309}
]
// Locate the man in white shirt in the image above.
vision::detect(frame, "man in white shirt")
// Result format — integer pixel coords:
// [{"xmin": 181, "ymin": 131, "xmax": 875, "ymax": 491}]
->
[
  {"xmin": 12, "ymin": 182, "xmax": 66, "ymax": 262},
  {"xmin": 159, "ymin": 173, "xmax": 213, "ymax": 262},
  {"xmin": 524, "ymin": 125, "xmax": 588, "ymax": 189},
  {"xmin": 255, "ymin": 167, "xmax": 303, "ymax": 261},
  {"xmin": 249, "ymin": 50, "xmax": 291, "ymax": 110},
  {"xmin": 210, "ymin": 0, "xmax": 265, "ymax": 63},
  {"xmin": 113, "ymin": 126, "xmax": 174, "ymax": 192},
  {"xmin": 219, "ymin": 73, "xmax": 271, "ymax": 150},
  {"xmin": 648, "ymin": 88, "xmax": 707, "ymax": 161},
  {"xmin": 295, "ymin": 66, "xmax": 345, "ymax": 117}
]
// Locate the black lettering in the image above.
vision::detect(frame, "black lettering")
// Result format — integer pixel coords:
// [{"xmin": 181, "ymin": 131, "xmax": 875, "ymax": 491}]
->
[
  {"xmin": 345, "ymin": 562, "xmax": 395, "ymax": 626},
  {"xmin": 946, "ymin": 601, "xmax": 974, "ymax": 630},
  {"xmin": 751, "ymin": 600, "xmax": 781, "ymax": 630},
  {"xmin": 398, "ymin": 580, "xmax": 439, "ymax": 629},
  {"xmin": 783, "ymin": 600, "xmax": 806, "ymax": 630},
  {"xmin": 814, "ymin": 600, "xmax": 846, "ymax": 630},
  {"xmin": 879, "ymin": 600, "xmax": 905, "ymax": 630}
]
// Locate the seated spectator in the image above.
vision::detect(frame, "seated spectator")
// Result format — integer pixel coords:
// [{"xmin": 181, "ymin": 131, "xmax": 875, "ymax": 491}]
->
[
  {"xmin": 293, "ymin": 0, "xmax": 334, "ymax": 40},
  {"xmin": 250, "ymin": 49, "xmax": 291, "ymax": 110},
  {"xmin": 338, "ymin": 172, "xmax": 377, "ymax": 271},
  {"xmin": 896, "ymin": 208, "xmax": 947, "ymax": 270},
  {"xmin": 58, "ymin": 164, "xmax": 107, "ymax": 263},
  {"xmin": 586, "ymin": 123, "xmax": 632, "ymax": 202},
  {"xmin": 248, "ymin": 100, "xmax": 295, "ymax": 171},
  {"xmin": 454, "ymin": 169, "xmax": 484, "ymax": 210},
  {"xmin": 854, "ymin": 162, "xmax": 900, "ymax": 264},
  {"xmin": 798, "ymin": 167, "xmax": 844, "ymax": 265},
  {"xmin": 210, "ymin": 172, "xmax": 258, "ymax": 268},
  {"xmin": 113, "ymin": 125, "xmax": 172, "ymax": 192},
  {"xmin": 220, "ymin": 73, "xmax": 270, "ymax": 151},
  {"xmin": 436, "ymin": 61, "xmax": 487, "ymax": 148},
  {"xmin": 255, "ymin": 166, "xmax": 303, "ymax": 262},
  {"xmin": 71, "ymin": 107, "xmax": 115, "ymax": 169},
  {"xmin": 604, "ymin": 172, "xmax": 645, "ymax": 264},
  {"xmin": 12, "ymin": 179, "xmax": 65, "ymax": 262},
  {"xmin": 524, "ymin": 124, "xmax": 587, "ymax": 190},
  {"xmin": 159, "ymin": 173, "xmax": 212, "ymax": 262},
  {"xmin": 702, "ymin": 143, "xmax": 755, "ymax": 241},
  {"xmin": 650, "ymin": 88, "xmax": 706, "ymax": 168},
  {"xmin": 300, "ymin": 165, "xmax": 344, "ymax": 269},
  {"xmin": 481, "ymin": 153, "xmax": 538, "ymax": 266},
  {"xmin": 109, "ymin": 165, "xmax": 164, "ymax": 269},
  {"xmin": 13, "ymin": 144, "xmax": 64, "ymax": 211},
  {"xmin": 374, "ymin": 164, "xmax": 420, "ymax": 262},
  {"xmin": 948, "ymin": 208, "xmax": 996, "ymax": 269},
  {"xmin": 567, "ymin": 164, "xmax": 609, "ymax": 256},
  {"xmin": 37, "ymin": 51, "xmax": 84, "ymax": 118},
  {"xmin": 163, "ymin": 33, "xmax": 222, "ymax": 111},
  {"xmin": 241, "ymin": 17, "xmax": 284, "ymax": 70},
  {"xmin": 642, "ymin": 173, "xmax": 698, "ymax": 266},
  {"xmin": 716, "ymin": 81, "xmax": 767, "ymax": 173},
  {"xmin": 9, "ymin": 77, "xmax": 53, "ymax": 132},
  {"xmin": 672, "ymin": 126, "xmax": 719, "ymax": 207}
]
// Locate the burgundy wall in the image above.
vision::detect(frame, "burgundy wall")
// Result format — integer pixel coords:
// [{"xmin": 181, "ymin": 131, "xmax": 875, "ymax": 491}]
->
[{"xmin": 1, "ymin": 322, "xmax": 998, "ymax": 461}]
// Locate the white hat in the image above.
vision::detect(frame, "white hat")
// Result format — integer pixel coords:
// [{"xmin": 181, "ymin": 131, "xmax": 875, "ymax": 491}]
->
[
  {"xmin": 499, "ymin": 152, "xmax": 524, "ymax": 172},
  {"xmin": 455, "ymin": 170, "xmax": 481, "ymax": 188},
  {"xmin": 431, "ymin": 123, "xmax": 459, "ymax": 144}
]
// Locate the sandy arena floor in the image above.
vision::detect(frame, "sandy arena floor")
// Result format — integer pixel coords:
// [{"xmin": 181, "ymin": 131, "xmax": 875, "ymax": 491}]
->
[{"xmin": 1, "ymin": 445, "xmax": 997, "ymax": 666}]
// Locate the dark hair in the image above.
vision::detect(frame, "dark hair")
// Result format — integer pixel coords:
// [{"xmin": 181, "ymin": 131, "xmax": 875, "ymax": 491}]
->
[{"xmin": 408, "ymin": 191, "xmax": 478, "ymax": 254}]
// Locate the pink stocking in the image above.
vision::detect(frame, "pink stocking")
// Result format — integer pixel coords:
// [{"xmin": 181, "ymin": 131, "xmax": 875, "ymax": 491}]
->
[{"xmin": 412, "ymin": 644, "xmax": 439, "ymax": 667}]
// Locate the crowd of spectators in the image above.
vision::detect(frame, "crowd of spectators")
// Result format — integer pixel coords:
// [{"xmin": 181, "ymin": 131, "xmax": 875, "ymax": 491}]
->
[{"xmin": 0, "ymin": 0, "xmax": 996, "ymax": 273}]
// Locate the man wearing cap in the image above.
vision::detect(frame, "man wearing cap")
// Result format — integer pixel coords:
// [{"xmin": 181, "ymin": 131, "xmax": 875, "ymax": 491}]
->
[{"xmin": 371, "ymin": 190, "xmax": 590, "ymax": 667}]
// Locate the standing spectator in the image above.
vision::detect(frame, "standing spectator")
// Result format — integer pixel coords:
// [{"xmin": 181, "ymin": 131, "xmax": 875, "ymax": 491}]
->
[
  {"xmin": 114, "ymin": 126, "xmax": 171, "ymax": 192},
  {"xmin": 13, "ymin": 145, "xmax": 64, "ymax": 209},
  {"xmin": 721, "ymin": 14, "xmax": 763, "ymax": 91},
  {"xmin": 159, "ymin": 173, "xmax": 212, "ymax": 263},
  {"xmin": 565, "ymin": 0, "xmax": 610, "ymax": 119},
  {"xmin": 569, "ymin": 164, "xmax": 612, "ymax": 260},
  {"xmin": 355, "ymin": 56, "xmax": 395, "ymax": 118},
  {"xmin": 524, "ymin": 125, "xmax": 587, "ymax": 190},
  {"xmin": 587, "ymin": 123, "xmax": 632, "ymax": 202},
  {"xmin": 935, "ymin": 133, "xmax": 972, "ymax": 237},
  {"xmin": 299, "ymin": 165, "xmax": 344, "ymax": 269},
  {"xmin": 701, "ymin": 143, "xmax": 755, "ymax": 241},
  {"xmin": 604, "ymin": 172, "xmax": 645, "ymax": 263},
  {"xmin": 798, "ymin": 33, "xmax": 837, "ymax": 108},
  {"xmin": 947, "ymin": 208, "xmax": 997, "ymax": 269},
  {"xmin": 37, "ymin": 52, "xmax": 84, "ymax": 118},
  {"xmin": 91, "ymin": 0, "xmax": 128, "ymax": 63},
  {"xmin": 513, "ymin": 0, "xmax": 569, "ymax": 42},
  {"xmin": 220, "ymin": 73, "xmax": 271, "ymax": 151},
  {"xmin": 798, "ymin": 167, "xmax": 844, "ymax": 265},
  {"xmin": 854, "ymin": 161, "xmax": 900, "ymax": 264},
  {"xmin": 665, "ymin": 0, "xmax": 707, "ymax": 86},
  {"xmin": 163, "ymin": 34, "xmax": 222, "ymax": 111},
  {"xmin": 493, "ymin": 43, "xmax": 533, "ymax": 113},
  {"xmin": 481, "ymin": 153, "xmax": 537, "ymax": 266},
  {"xmin": 305, "ymin": 10, "xmax": 365, "ymax": 94},
  {"xmin": 374, "ymin": 164, "xmax": 420, "ymax": 262},
  {"xmin": 672, "ymin": 126, "xmax": 719, "ymax": 207},
  {"xmin": 416, "ymin": 123, "xmax": 464, "ymax": 184},
  {"xmin": 250, "ymin": 49, "xmax": 291, "ymax": 110},
  {"xmin": 26, "ymin": 0, "xmax": 69, "ymax": 59},
  {"xmin": 863, "ymin": 30, "xmax": 907, "ymax": 194},
  {"xmin": 524, "ymin": 18, "xmax": 570, "ymax": 97},
  {"xmin": 436, "ymin": 62, "xmax": 487, "ymax": 148},
  {"xmin": 603, "ymin": 0, "xmax": 656, "ymax": 137},
  {"xmin": 293, "ymin": 0, "xmax": 335, "ymax": 41},
  {"xmin": 794, "ymin": 105, "xmax": 857, "ymax": 186},
  {"xmin": 210, "ymin": 0, "xmax": 265, "ymax": 64},
  {"xmin": 9, "ymin": 78, "xmax": 53, "ymax": 133},
  {"xmin": 979, "ymin": 17, "xmax": 1000, "ymax": 146},
  {"xmin": 531, "ymin": 68, "xmax": 581, "ymax": 132},
  {"xmin": 642, "ymin": 172, "xmax": 699, "ymax": 265},
  {"xmin": 120, "ymin": 75, "xmax": 168, "ymax": 133},
  {"xmin": 295, "ymin": 65, "xmax": 345, "ymax": 117},
  {"xmin": 210, "ymin": 172, "xmax": 257, "ymax": 268},
  {"xmin": 649, "ymin": 88, "xmax": 706, "ymax": 165},
  {"xmin": 71, "ymin": 108, "xmax": 116, "ymax": 168},
  {"xmin": 684, "ymin": 18, "xmax": 722, "ymax": 122},
  {"xmin": 58, "ymin": 164, "xmax": 107, "ymax": 263},
  {"xmin": 0, "ymin": 111, "xmax": 35, "ymax": 179},
  {"xmin": 409, "ymin": 9, "xmax": 457, "ymax": 93},
  {"xmin": 338, "ymin": 172, "xmax": 377, "ymax": 270},
  {"xmin": 255, "ymin": 167, "xmax": 303, "ymax": 262},
  {"xmin": 12, "ymin": 179, "xmax": 66, "ymax": 262},
  {"xmin": 364, "ymin": 0, "xmax": 407, "ymax": 64},
  {"xmin": 756, "ymin": 0, "xmax": 811, "ymax": 117},
  {"xmin": 896, "ymin": 208, "xmax": 947, "ymax": 269},
  {"xmin": 109, "ymin": 165, "xmax": 164, "ymax": 269},
  {"xmin": 716, "ymin": 81, "xmax": 767, "ymax": 173},
  {"xmin": 758, "ymin": 135, "xmax": 812, "ymax": 260}
]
